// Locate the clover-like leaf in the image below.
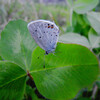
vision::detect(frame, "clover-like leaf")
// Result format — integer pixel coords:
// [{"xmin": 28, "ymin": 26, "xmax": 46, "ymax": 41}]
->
[
  {"xmin": 0, "ymin": 20, "xmax": 37, "ymax": 70},
  {"xmin": 0, "ymin": 61, "xmax": 27, "ymax": 100},
  {"xmin": 30, "ymin": 43, "xmax": 99, "ymax": 100}
]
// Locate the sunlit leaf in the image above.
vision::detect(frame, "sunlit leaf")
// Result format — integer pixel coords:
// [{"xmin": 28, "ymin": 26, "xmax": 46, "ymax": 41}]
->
[
  {"xmin": 0, "ymin": 20, "xmax": 37, "ymax": 70},
  {"xmin": 30, "ymin": 43, "xmax": 99, "ymax": 100}
]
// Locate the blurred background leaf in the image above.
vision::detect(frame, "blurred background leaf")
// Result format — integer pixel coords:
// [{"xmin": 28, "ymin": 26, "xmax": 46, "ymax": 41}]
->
[
  {"xmin": 0, "ymin": 56, "xmax": 2, "ymax": 60},
  {"xmin": 59, "ymin": 33, "xmax": 90, "ymax": 48},
  {"xmin": 88, "ymin": 28, "xmax": 100, "ymax": 49},
  {"xmin": 73, "ymin": 0, "xmax": 99, "ymax": 14},
  {"xmin": 87, "ymin": 11, "xmax": 100, "ymax": 35}
]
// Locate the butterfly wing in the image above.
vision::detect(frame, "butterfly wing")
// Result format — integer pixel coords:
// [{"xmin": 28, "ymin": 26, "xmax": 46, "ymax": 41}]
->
[{"xmin": 27, "ymin": 20, "xmax": 59, "ymax": 54}]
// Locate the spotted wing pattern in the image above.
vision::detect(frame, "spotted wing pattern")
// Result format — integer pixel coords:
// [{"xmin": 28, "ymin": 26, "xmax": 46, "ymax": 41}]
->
[{"xmin": 27, "ymin": 20, "xmax": 59, "ymax": 54}]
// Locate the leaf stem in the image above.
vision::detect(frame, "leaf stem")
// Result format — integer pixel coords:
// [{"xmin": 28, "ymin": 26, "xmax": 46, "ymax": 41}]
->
[{"xmin": 27, "ymin": 70, "xmax": 33, "ymax": 81}]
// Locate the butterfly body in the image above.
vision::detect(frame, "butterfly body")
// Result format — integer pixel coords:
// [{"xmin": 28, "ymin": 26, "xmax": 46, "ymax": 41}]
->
[{"xmin": 27, "ymin": 20, "xmax": 59, "ymax": 54}]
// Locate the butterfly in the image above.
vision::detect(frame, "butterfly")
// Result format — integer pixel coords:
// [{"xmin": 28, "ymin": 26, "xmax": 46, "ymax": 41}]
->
[{"xmin": 27, "ymin": 20, "xmax": 60, "ymax": 54}]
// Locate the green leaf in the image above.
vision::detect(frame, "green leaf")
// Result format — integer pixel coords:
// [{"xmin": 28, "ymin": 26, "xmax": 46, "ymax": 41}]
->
[
  {"xmin": 87, "ymin": 12, "xmax": 100, "ymax": 35},
  {"xmin": 30, "ymin": 43, "xmax": 99, "ymax": 100},
  {"xmin": 0, "ymin": 61, "xmax": 26, "ymax": 100},
  {"xmin": 59, "ymin": 33, "xmax": 90, "ymax": 48},
  {"xmin": 0, "ymin": 20, "xmax": 37, "ymax": 70},
  {"xmin": 73, "ymin": 0, "xmax": 99, "ymax": 14},
  {"xmin": 67, "ymin": 0, "xmax": 99, "ymax": 14},
  {"xmin": 88, "ymin": 29, "xmax": 100, "ymax": 49}
]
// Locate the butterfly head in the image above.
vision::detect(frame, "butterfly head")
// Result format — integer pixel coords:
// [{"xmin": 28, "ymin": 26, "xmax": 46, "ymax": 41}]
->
[{"xmin": 45, "ymin": 47, "xmax": 56, "ymax": 55}]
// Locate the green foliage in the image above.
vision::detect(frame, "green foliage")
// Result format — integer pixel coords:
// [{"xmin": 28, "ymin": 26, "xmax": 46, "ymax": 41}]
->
[
  {"xmin": 67, "ymin": 0, "xmax": 99, "ymax": 14},
  {"xmin": 59, "ymin": 32, "xmax": 100, "ymax": 50},
  {"xmin": 66, "ymin": 12, "xmax": 90, "ymax": 37},
  {"xmin": 30, "ymin": 43, "xmax": 99, "ymax": 100},
  {"xmin": 59, "ymin": 33, "xmax": 90, "ymax": 48},
  {"xmin": 0, "ymin": 20, "xmax": 37, "ymax": 70},
  {"xmin": 87, "ymin": 12, "xmax": 100, "ymax": 35},
  {"xmin": 0, "ymin": 0, "xmax": 100, "ymax": 99},
  {"xmin": 88, "ymin": 29, "xmax": 100, "ymax": 49},
  {"xmin": 0, "ymin": 61, "xmax": 26, "ymax": 100},
  {"xmin": 0, "ymin": 19, "xmax": 99, "ymax": 99},
  {"xmin": 73, "ymin": 0, "xmax": 99, "ymax": 14}
]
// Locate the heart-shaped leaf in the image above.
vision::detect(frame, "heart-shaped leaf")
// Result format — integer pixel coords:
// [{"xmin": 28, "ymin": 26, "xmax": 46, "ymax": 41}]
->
[
  {"xmin": 0, "ymin": 61, "xmax": 26, "ymax": 100},
  {"xmin": 30, "ymin": 43, "xmax": 99, "ymax": 100},
  {"xmin": 0, "ymin": 20, "xmax": 37, "ymax": 70}
]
